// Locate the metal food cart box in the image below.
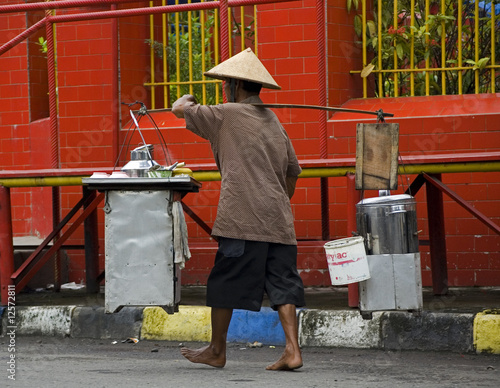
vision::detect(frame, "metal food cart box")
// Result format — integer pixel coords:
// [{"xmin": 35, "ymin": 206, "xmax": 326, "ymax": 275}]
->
[
  {"xmin": 359, "ymin": 253, "xmax": 423, "ymax": 312},
  {"xmin": 356, "ymin": 194, "xmax": 423, "ymax": 313},
  {"xmin": 83, "ymin": 176, "xmax": 201, "ymax": 313}
]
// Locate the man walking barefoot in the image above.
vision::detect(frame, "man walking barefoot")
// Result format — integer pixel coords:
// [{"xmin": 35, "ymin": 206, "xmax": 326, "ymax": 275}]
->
[{"xmin": 172, "ymin": 48, "xmax": 305, "ymax": 371}]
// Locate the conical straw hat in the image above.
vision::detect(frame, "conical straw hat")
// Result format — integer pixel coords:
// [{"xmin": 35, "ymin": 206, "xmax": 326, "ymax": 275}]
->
[{"xmin": 204, "ymin": 48, "xmax": 281, "ymax": 90}]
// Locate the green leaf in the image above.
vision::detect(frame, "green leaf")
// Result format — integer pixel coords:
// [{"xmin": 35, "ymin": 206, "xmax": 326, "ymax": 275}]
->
[
  {"xmin": 367, "ymin": 20, "xmax": 377, "ymax": 38},
  {"xmin": 347, "ymin": 0, "xmax": 352, "ymax": 13},
  {"xmin": 476, "ymin": 57, "xmax": 490, "ymax": 70},
  {"xmin": 354, "ymin": 14, "xmax": 362, "ymax": 37},
  {"xmin": 361, "ymin": 63, "xmax": 375, "ymax": 78},
  {"xmin": 396, "ymin": 43, "xmax": 404, "ymax": 60}
]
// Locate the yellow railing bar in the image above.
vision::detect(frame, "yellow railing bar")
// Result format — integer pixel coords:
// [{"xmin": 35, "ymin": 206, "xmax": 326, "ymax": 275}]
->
[
  {"xmin": 398, "ymin": 162, "xmax": 500, "ymax": 175},
  {"xmin": 425, "ymin": 0, "xmax": 430, "ymax": 95},
  {"xmin": 475, "ymin": 0, "xmax": 479, "ymax": 93},
  {"xmin": 393, "ymin": 0, "xmax": 398, "ymax": 97},
  {"xmin": 144, "ymin": 79, "xmax": 221, "ymax": 86},
  {"xmin": 51, "ymin": 9, "xmax": 59, "ymax": 111},
  {"xmin": 440, "ymin": 0, "xmax": 446, "ymax": 95},
  {"xmin": 3, "ymin": 161, "xmax": 500, "ymax": 188},
  {"xmin": 491, "ymin": 4, "xmax": 496, "ymax": 93},
  {"xmin": 410, "ymin": 0, "xmax": 415, "ymax": 96},
  {"xmin": 215, "ymin": 6, "xmax": 220, "ymax": 102},
  {"xmin": 240, "ymin": 5, "xmax": 245, "ymax": 49},
  {"xmin": 175, "ymin": 0, "xmax": 181, "ymax": 99},
  {"xmin": 188, "ymin": 0, "xmax": 193, "ymax": 96},
  {"xmin": 201, "ymin": 1, "xmax": 206, "ymax": 104},
  {"xmin": 0, "ymin": 178, "xmax": 87, "ymax": 187},
  {"xmin": 162, "ymin": 0, "xmax": 168, "ymax": 106},
  {"xmin": 149, "ymin": 1, "xmax": 156, "ymax": 109},
  {"xmin": 191, "ymin": 161, "xmax": 500, "ymax": 182},
  {"xmin": 351, "ymin": 0, "xmax": 498, "ymax": 98},
  {"xmin": 458, "ymin": 0, "xmax": 463, "ymax": 94},
  {"xmin": 254, "ymin": 5, "xmax": 258, "ymax": 55},
  {"xmin": 144, "ymin": 3, "xmax": 257, "ymax": 106},
  {"xmin": 362, "ymin": 0, "xmax": 367, "ymax": 97},
  {"xmin": 228, "ymin": 6, "xmax": 232, "ymax": 57},
  {"xmin": 377, "ymin": 0, "xmax": 383, "ymax": 97},
  {"xmin": 351, "ymin": 64, "xmax": 500, "ymax": 75}
]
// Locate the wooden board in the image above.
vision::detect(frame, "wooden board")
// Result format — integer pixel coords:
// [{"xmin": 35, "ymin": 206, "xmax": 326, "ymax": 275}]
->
[{"xmin": 355, "ymin": 123, "xmax": 399, "ymax": 190}]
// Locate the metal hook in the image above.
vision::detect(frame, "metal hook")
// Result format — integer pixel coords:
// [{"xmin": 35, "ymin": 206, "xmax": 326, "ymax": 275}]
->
[
  {"xmin": 376, "ymin": 109, "xmax": 386, "ymax": 123},
  {"xmin": 103, "ymin": 192, "xmax": 112, "ymax": 214}
]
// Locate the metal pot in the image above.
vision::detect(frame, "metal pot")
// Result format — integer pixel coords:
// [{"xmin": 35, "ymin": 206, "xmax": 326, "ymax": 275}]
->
[
  {"xmin": 356, "ymin": 194, "xmax": 419, "ymax": 255},
  {"xmin": 121, "ymin": 145, "xmax": 159, "ymax": 177}
]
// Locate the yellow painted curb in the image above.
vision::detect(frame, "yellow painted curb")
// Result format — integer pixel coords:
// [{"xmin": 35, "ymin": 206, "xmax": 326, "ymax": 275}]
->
[
  {"xmin": 140, "ymin": 306, "xmax": 212, "ymax": 342},
  {"xmin": 473, "ymin": 309, "xmax": 500, "ymax": 354}
]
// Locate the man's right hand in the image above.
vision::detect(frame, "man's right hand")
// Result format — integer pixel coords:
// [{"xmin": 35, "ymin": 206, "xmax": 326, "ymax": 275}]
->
[{"xmin": 172, "ymin": 94, "xmax": 197, "ymax": 118}]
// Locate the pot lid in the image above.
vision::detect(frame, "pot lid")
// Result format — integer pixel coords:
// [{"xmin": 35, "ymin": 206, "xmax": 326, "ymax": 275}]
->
[{"xmin": 356, "ymin": 194, "xmax": 415, "ymax": 206}]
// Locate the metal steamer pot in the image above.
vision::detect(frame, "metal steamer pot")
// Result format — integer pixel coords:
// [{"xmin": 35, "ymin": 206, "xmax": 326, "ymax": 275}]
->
[
  {"xmin": 356, "ymin": 194, "xmax": 419, "ymax": 255},
  {"xmin": 121, "ymin": 144, "xmax": 159, "ymax": 177}
]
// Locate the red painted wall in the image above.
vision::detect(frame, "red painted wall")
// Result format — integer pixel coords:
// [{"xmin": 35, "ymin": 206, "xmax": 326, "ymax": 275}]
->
[
  {"xmin": 0, "ymin": 5, "xmax": 33, "ymax": 237},
  {"xmin": 0, "ymin": 1, "xmax": 498, "ymax": 288}
]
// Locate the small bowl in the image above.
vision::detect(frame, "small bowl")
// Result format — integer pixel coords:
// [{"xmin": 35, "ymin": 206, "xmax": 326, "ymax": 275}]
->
[
  {"xmin": 110, "ymin": 171, "xmax": 130, "ymax": 178},
  {"xmin": 148, "ymin": 170, "xmax": 172, "ymax": 178},
  {"xmin": 90, "ymin": 172, "xmax": 109, "ymax": 178}
]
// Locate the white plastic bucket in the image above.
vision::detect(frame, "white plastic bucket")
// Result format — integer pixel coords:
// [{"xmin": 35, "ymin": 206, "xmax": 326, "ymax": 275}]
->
[{"xmin": 324, "ymin": 236, "xmax": 370, "ymax": 285}]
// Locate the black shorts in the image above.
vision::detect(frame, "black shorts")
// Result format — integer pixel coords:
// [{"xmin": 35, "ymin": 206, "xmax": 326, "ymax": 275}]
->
[{"xmin": 206, "ymin": 238, "xmax": 306, "ymax": 312}]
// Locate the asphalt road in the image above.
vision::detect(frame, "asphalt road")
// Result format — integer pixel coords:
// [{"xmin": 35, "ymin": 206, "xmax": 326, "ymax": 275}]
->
[{"xmin": 2, "ymin": 337, "xmax": 499, "ymax": 388}]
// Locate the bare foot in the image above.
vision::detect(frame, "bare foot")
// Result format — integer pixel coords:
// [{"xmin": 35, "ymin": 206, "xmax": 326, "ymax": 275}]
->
[
  {"xmin": 180, "ymin": 344, "xmax": 226, "ymax": 368},
  {"xmin": 266, "ymin": 347, "xmax": 303, "ymax": 371}
]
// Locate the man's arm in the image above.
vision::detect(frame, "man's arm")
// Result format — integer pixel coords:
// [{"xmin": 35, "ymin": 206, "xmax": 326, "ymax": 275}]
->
[{"xmin": 172, "ymin": 94, "xmax": 197, "ymax": 118}]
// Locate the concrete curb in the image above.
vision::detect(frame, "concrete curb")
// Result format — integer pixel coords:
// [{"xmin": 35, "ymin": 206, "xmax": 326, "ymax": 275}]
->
[
  {"xmin": 3, "ymin": 306, "xmax": 75, "ymax": 337},
  {"xmin": 380, "ymin": 311, "xmax": 475, "ymax": 353},
  {"xmin": 228, "ymin": 308, "xmax": 286, "ymax": 345},
  {"xmin": 473, "ymin": 310, "xmax": 500, "ymax": 354},
  {"xmin": 299, "ymin": 309, "xmax": 382, "ymax": 349},
  {"xmin": 1, "ymin": 306, "xmax": 499, "ymax": 354},
  {"xmin": 71, "ymin": 306, "xmax": 143, "ymax": 339},
  {"xmin": 141, "ymin": 306, "xmax": 212, "ymax": 342}
]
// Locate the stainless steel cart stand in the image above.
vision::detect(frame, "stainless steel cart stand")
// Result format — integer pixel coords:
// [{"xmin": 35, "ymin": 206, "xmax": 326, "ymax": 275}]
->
[
  {"xmin": 356, "ymin": 194, "xmax": 423, "ymax": 314},
  {"xmin": 83, "ymin": 176, "xmax": 201, "ymax": 313}
]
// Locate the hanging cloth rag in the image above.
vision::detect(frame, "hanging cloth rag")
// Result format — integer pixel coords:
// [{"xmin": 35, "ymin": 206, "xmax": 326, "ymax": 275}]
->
[{"xmin": 172, "ymin": 200, "xmax": 191, "ymax": 269}]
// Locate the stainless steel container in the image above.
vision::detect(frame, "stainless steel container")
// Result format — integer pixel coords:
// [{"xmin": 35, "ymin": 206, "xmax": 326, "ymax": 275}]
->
[
  {"xmin": 121, "ymin": 144, "xmax": 159, "ymax": 177},
  {"xmin": 356, "ymin": 194, "xmax": 419, "ymax": 255},
  {"xmin": 357, "ymin": 194, "xmax": 423, "ymax": 313}
]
